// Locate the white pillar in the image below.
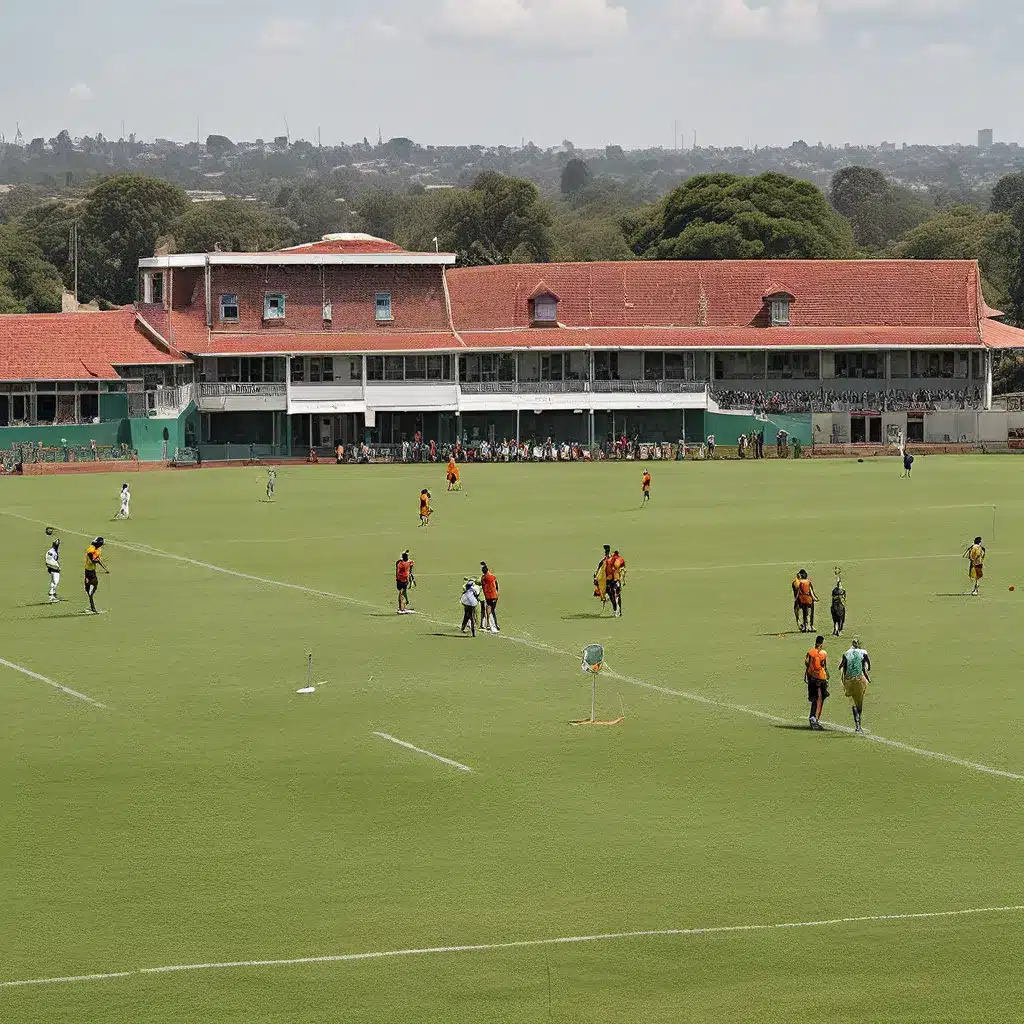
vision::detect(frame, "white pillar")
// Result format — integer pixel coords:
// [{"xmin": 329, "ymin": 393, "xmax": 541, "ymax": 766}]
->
[{"xmin": 985, "ymin": 351, "xmax": 993, "ymax": 410}]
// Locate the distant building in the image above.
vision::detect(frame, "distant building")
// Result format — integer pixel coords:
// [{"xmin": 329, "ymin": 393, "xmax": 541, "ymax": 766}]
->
[{"xmin": 978, "ymin": 129, "xmax": 994, "ymax": 150}]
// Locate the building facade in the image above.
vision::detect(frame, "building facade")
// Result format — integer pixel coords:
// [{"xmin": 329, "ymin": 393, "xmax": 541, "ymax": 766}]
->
[
  {"xmin": 134, "ymin": 237, "xmax": 1020, "ymax": 450},
  {"xmin": 4, "ymin": 234, "xmax": 1023, "ymax": 458}
]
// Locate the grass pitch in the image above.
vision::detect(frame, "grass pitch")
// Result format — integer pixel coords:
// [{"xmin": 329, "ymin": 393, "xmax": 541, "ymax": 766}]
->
[{"xmin": 1, "ymin": 457, "xmax": 1022, "ymax": 1023}]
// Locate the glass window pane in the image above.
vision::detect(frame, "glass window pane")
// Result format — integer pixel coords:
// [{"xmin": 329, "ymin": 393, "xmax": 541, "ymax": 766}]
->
[
  {"xmin": 406, "ymin": 356, "xmax": 427, "ymax": 380},
  {"xmin": 385, "ymin": 356, "xmax": 404, "ymax": 381},
  {"xmin": 366, "ymin": 357, "xmax": 384, "ymax": 381},
  {"xmin": 322, "ymin": 357, "xmax": 334, "ymax": 383}
]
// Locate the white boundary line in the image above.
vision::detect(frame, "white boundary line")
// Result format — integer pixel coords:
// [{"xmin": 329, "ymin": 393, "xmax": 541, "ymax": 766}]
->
[
  {"xmin": 2, "ymin": 904, "xmax": 1021, "ymax": 990},
  {"xmin": 0, "ymin": 656, "xmax": 107, "ymax": 709},
  {"xmin": 373, "ymin": 731, "xmax": 473, "ymax": 773},
  {"xmin": 4, "ymin": 510, "xmax": 1020, "ymax": 782}
]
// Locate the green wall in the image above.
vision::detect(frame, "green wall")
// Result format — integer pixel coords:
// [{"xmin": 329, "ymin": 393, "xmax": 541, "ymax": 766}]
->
[
  {"xmin": 702, "ymin": 411, "xmax": 812, "ymax": 445},
  {"xmin": 0, "ymin": 403, "xmax": 198, "ymax": 463}
]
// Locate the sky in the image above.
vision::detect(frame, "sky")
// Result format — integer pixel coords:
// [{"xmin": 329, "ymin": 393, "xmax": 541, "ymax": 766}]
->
[{"xmin": 1, "ymin": 0, "xmax": 1020, "ymax": 150}]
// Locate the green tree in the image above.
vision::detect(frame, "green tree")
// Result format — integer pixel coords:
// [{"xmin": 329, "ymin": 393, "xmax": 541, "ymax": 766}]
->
[
  {"xmin": 274, "ymin": 180, "xmax": 348, "ymax": 242},
  {"xmin": 888, "ymin": 205, "xmax": 1019, "ymax": 310},
  {"xmin": 356, "ymin": 189, "xmax": 407, "ymax": 242},
  {"xmin": 437, "ymin": 173, "xmax": 552, "ymax": 266},
  {"xmin": 11, "ymin": 201, "xmax": 78, "ymax": 285},
  {"xmin": 828, "ymin": 166, "xmax": 930, "ymax": 251},
  {"xmin": 560, "ymin": 157, "xmax": 591, "ymax": 198},
  {"xmin": 170, "ymin": 199, "xmax": 294, "ymax": 253},
  {"xmin": 990, "ymin": 173, "xmax": 1024, "ymax": 215},
  {"xmin": 637, "ymin": 172, "xmax": 854, "ymax": 260},
  {"xmin": 77, "ymin": 174, "xmax": 188, "ymax": 304},
  {"xmin": 0, "ymin": 225, "xmax": 64, "ymax": 313}
]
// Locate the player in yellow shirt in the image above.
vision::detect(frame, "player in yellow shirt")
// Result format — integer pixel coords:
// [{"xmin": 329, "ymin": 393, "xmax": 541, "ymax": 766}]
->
[
  {"xmin": 419, "ymin": 489, "xmax": 432, "ymax": 527},
  {"xmin": 964, "ymin": 536, "xmax": 985, "ymax": 596},
  {"xmin": 83, "ymin": 537, "xmax": 110, "ymax": 615}
]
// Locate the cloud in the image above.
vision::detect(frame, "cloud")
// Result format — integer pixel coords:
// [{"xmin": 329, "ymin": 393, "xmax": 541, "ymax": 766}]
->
[
  {"xmin": 69, "ymin": 82, "xmax": 94, "ymax": 101},
  {"xmin": 824, "ymin": 0, "xmax": 968, "ymax": 12},
  {"xmin": 258, "ymin": 17, "xmax": 311, "ymax": 52},
  {"xmin": 921, "ymin": 40, "xmax": 973, "ymax": 61},
  {"xmin": 673, "ymin": 0, "xmax": 819, "ymax": 41},
  {"xmin": 438, "ymin": 0, "xmax": 628, "ymax": 45}
]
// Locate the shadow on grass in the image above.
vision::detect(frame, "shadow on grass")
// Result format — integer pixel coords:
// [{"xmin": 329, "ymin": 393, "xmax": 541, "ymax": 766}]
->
[
  {"xmin": 562, "ymin": 613, "xmax": 609, "ymax": 620},
  {"xmin": 429, "ymin": 631, "xmax": 470, "ymax": 639},
  {"xmin": 934, "ymin": 593, "xmax": 974, "ymax": 598},
  {"xmin": 756, "ymin": 630, "xmax": 805, "ymax": 637},
  {"xmin": 773, "ymin": 723, "xmax": 849, "ymax": 736}
]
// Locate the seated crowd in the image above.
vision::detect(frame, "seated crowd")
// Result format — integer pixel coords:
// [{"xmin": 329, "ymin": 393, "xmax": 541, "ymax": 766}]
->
[{"xmin": 713, "ymin": 387, "xmax": 983, "ymax": 413}]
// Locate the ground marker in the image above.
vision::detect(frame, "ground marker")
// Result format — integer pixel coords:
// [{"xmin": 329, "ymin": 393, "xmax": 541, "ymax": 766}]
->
[
  {"xmin": 373, "ymin": 731, "xmax": 473, "ymax": 772},
  {"xmin": 572, "ymin": 645, "xmax": 623, "ymax": 726}
]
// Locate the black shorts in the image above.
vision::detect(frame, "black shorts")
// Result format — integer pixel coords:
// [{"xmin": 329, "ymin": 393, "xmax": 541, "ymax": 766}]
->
[
  {"xmin": 485, "ymin": 598, "xmax": 497, "ymax": 611},
  {"xmin": 84, "ymin": 570, "xmax": 98, "ymax": 587},
  {"xmin": 807, "ymin": 679, "xmax": 829, "ymax": 703},
  {"xmin": 396, "ymin": 581, "xmax": 409, "ymax": 593}
]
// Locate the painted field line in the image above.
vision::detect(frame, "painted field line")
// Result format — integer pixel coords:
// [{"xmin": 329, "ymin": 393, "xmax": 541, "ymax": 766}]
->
[
  {"xmin": 5, "ymin": 510, "xmax": 1019, "ymax": 783},
  {"xmin": 373, "ymin": 731, "xmax": 473, "ymax": 773},
  {"xmin": 0, "ymin": 656, "xmax": 107, "ymax": 709},
  {"xmin": 2, "ymin": 904, "xmax": 1022, "ymax": 990}
]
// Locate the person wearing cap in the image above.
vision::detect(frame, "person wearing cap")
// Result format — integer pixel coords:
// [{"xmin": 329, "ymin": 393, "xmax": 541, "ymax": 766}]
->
[
  {"xmin": 459, "ymin": 580, "xmax": 479, "ymax": 637},
  {"xmin": 804, "ymin": 635, "xmax": 829, "ymax": 731},
  {"xmin": 840, "ymin": 639, "xmax": 871, "ymax": 734},
  {"xmin": 830, "ymin": 576, "xmax": 847, "ymax": 637},
  {"xmin": 83, "ymin": 537, "xmax": 109, "ymax": 615}
]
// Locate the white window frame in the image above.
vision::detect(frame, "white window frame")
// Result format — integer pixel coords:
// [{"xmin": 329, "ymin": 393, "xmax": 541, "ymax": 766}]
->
[
  {"xmin": 770, "ymin": 299, "xmax": 790, "ymax": 327},
  {"xmin": 220, "ymin": 293, "xmax": 239, "ymax": 322},
  {"xmin": 534, "ymin": 296, "xmax": 558, "ymax": 322},
  {"xmin": 375, "ymin": 292, "xmax": 393, "ymax": 322},
  {"xmin": 264, "ymin": 293, "xmax": 286, "ymax": 321}
]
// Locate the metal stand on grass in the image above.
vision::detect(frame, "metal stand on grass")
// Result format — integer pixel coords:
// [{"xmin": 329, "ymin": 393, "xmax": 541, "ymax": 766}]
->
[{"xmin": 571, "ymin": 644, "xmax": 623, "ymax": 726}]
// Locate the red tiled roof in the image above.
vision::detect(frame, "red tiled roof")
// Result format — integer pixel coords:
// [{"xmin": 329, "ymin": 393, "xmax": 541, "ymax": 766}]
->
[
  {"xmin": 457, "ymin": 326, "xmax": 983, "ymax": 350},
  {"xmin": 278, "ymin": 235, "xmax": 406, "ymax": 255},
  {"xmin": 981, "ymin": 318, "xmax": 1024, "ymax": 349},
  {"xmin": 0, "ymin": 309, "xmax": 188, "ymax": 381},
  {"xmin": 447, "ymin": 260, "xmax": 983, "ymax": 332},
  {"xmin": 179, "ymin": 332, "xmax": 461, "ymax": 355},
  {"xmin": 528, "ymin": 281, "xmax": 559, "ymax": 301}
]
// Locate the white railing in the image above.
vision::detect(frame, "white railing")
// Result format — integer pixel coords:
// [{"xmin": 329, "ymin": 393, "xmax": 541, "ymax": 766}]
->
[
  {"xmin": 458, "ymin": 380, "xmax": 708, "ymax": 395},
  {"xmin": 148, "ymin": 383, "xmax": 195, "ymax": 416},
  {"xmin": 198, "ymin": 383, "xmax": 286, "ymax": 398}
]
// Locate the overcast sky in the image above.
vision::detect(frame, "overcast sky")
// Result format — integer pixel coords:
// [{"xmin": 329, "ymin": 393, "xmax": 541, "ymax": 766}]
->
[{"xmin": 1, "ymin": 0, "xmax": 1019, "ymax": 150}]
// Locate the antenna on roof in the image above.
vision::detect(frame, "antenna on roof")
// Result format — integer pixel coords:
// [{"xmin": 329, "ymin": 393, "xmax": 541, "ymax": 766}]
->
[{"xmin": 284, "ymin": 117, "xmax": 290, "ymax": 144}]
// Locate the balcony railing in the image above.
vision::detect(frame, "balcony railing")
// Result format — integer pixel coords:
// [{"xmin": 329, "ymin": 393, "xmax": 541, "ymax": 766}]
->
[
  {"xmin": 458, "ymin": 380, "xmax": 708, "ymax": 395},
  {"xmin": 148, "ymin": 383, "xmax": 195, "ymax": 416},
  {"xmin": 198, "ymin": 383, "xmax": 287, "ymax": 398}
]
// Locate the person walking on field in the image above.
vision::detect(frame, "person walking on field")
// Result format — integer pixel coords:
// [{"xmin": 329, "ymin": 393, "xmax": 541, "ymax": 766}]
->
[
  {"xmin": 965, "ymin": 536, "xmax": 985, "ymax": 596},
  {"xmin": 805, "ymin": 635, "xmax": 829, "ymax": 731},
  {"xmin": 460, "ymin": 581, "xmax": 479, "ymax": 637},
  {"xmin": 840, "ymin": 639, "xmax": 871, "ymax": 734}
]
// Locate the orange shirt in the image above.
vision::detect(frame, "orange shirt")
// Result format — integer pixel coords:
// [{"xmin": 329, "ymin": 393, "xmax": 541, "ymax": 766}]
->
[
  {"xmin": 420, "ymin": 495, "xmax": 429, "ymax": 513},
  {"xmin": 606, "ymin": 555, "xmax": 625, "ymax": 582},
  {"xmin": 482, "ymin": 572, "xmax": 498, "ymax": 600},
  {"xmin": 806, "ymin": 648, "xmax": 828, "ymax": 681},
  {"xmin": 642, "ymin": 473, "xmax": 651, "ymax": 489},
  {"xmin": 447, "ymin": 459, "xmax": 456, "ymax": 477},
  {"xmin": 396, "ymin": 559, "xmax": 414, "ymax": 583},
  {"xmin": 797, "ymin": 579, "xmax": 813, "ymax": 605}
]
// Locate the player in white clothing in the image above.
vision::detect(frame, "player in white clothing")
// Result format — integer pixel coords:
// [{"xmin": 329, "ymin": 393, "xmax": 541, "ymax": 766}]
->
[
  {"xmin": 45, "ymin": 537, "xmax": 61, "ymax": 602},
  {"xmin": 115, "ymin": 483, "xmax": 131, "ymax": 519}
]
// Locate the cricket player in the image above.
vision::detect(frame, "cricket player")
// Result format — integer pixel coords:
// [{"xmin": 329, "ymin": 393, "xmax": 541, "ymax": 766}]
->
[
  {"xmin": 641, "ymin": 469, "xmax": 651, "ymax": 505},
  {"xmin": 793, "ymin": 569, "xmax": 817, "ymax": 632},
  {"xmin": 830, "ymin": 578, "xmax": 846, "ymax": 637},
  {"xmin": 805, "ymin": 635, "xmax": 829, "ymax": 731},
  {"xmin": 840, "ymin": 639, "xmax": 871, "ymax": 734},
  {"xmin": 965, "ymin": 536, "xmax": 985, "ymax": 596},
  {"xmin": 395, "ymin": 552, "xmax": 415, "ymax": 614},
  {"xmin": 266, "ymin": 469, "xmax": 277, "ymax": 501},
  {"xmin": 84, "ymin": 537, "xmax": 109, "ymax": 615},
  {"xmin": 115, "ymin": 482, "xmax": 131, "ymax": 519},
  {"xmin": 45, "ymin": 536, "xmax": 61, "ymax": 603},
  {"xmin": 480, "ymin": 562, "xmax": 500, "ymax": 633},
  {"xmin": 419, "ymin": 489, "xmax": 432, "ymax": 526}
]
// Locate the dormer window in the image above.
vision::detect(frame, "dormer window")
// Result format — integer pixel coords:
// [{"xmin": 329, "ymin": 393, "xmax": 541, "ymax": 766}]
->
[
  {"xmin": 529, "ymin": 283, "xmax": 560, "ymax": 326},
  {"xmin": 764, "ymin": 288, "xmax": 794, "ymax": 327}
]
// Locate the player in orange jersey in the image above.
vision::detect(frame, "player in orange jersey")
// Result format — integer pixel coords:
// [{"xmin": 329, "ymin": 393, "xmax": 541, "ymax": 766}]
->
[
  {"xmin": 804, "ymin": 635, "xmax": 829, "ymax": 731},
  {"xmin": 641, "ymin": 469, "xmax": 651, "ymax": 506}
]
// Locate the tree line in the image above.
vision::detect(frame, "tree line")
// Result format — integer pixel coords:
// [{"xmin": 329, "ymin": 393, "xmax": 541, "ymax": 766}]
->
[{"xmin": 4, "ymin": 164, "xmax": 1024, "ymax": 343}]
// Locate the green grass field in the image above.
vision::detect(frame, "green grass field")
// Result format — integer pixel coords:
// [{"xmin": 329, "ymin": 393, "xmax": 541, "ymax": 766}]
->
[{"xmin": 1, "ymin": 457, "xmax": 1022, "ymax": 1022}]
